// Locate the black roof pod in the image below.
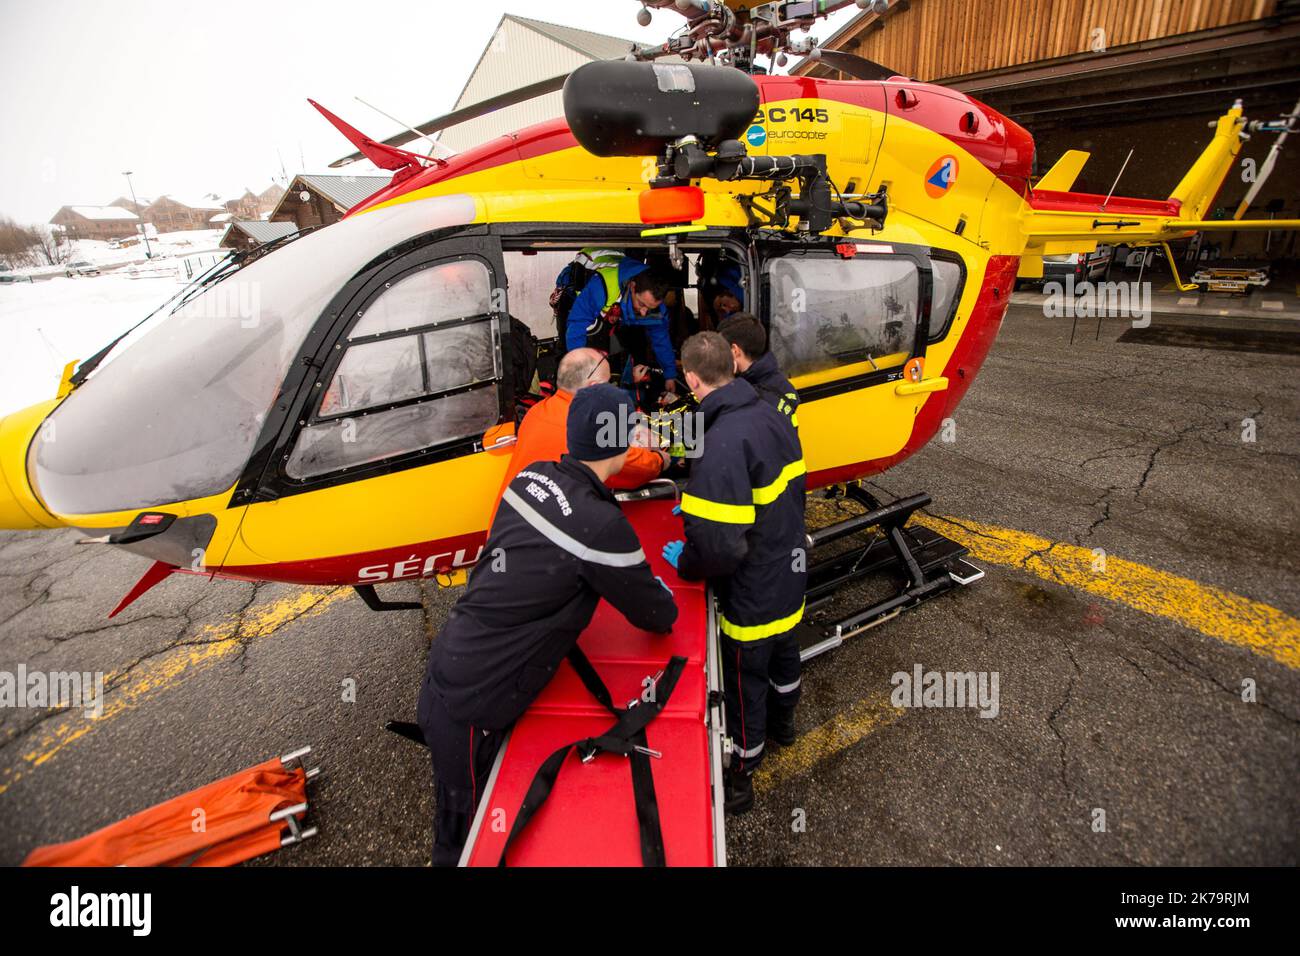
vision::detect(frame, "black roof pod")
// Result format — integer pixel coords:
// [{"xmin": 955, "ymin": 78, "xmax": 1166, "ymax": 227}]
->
[{"xmin": 563, "ymin": 60, "xmax": 760, "ymax": 158}]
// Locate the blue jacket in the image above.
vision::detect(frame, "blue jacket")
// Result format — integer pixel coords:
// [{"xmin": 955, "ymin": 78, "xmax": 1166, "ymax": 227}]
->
[{"xmin": 565, "ymin": 258, "xmax": 678, "ymax": 382}]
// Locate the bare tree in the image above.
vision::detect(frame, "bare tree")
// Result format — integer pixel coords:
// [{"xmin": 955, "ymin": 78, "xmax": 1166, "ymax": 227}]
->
[
  {"xmin": 0, "ymin": 216, "xmax": 36, "ymax": 268},
  {"xmin": 0, "ymin": 217, "xmax": 71, "ymax": 268},
  {"xmin": 28, "ymin": 223, "xmax": 71, "ymax": 266}
]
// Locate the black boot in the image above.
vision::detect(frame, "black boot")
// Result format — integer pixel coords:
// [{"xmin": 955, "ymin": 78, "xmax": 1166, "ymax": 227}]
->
[
  {"xmin": 724, "ymin": 770, "xmax": 754, "ymax": 816},
  {"xmin": 767, "ymin": 707, "xmax": 796, "ymax": 747}
]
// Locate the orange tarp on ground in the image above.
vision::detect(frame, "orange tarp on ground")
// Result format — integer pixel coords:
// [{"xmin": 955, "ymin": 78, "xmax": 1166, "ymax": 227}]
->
[{"xmin": 23, "ymin": 757, "xmax": 308, "ymax": 867}]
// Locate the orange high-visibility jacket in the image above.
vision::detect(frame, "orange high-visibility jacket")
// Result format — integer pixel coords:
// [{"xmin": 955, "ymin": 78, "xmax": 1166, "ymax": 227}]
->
[{"xmin": 492, "ymin": 389, "xmax": 664, "ymax": 528}]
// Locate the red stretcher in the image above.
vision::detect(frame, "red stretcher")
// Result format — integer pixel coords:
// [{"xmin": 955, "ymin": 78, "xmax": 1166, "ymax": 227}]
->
[{"xmin": 461, "ymin": 498, "xmax": 727, "ymax": 866}]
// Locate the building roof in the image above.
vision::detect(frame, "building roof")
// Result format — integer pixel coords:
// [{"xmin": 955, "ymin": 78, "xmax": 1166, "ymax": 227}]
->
[
  {"xmin": 223, "ymin": 220, "xmax": 300, "ymax": 244},
  {"xmin": 66, "ymin": 205, "xmax": 140, "ymax": 221},
  {"xmin": 150, "ymin": 193, "xmax": 225, "ymax": 212},
  {"xmin": 504, "ymin": 14, "xmax": 636, "ymax": 62},
  {"xmin": 292, "ymin": 174, "xmax": 392, "ymax": 211}
]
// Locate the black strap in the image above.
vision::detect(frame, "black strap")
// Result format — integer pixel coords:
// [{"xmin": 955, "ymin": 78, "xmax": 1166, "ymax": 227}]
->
[{"xmin": 497, "ymin": 648, "xmax": 686, "ymax": 867}]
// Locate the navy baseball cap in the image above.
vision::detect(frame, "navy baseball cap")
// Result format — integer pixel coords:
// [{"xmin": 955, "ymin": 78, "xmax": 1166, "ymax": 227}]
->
[{"xmin": 568, "ymin": 383, "xmax": 635, "ymax": 461}]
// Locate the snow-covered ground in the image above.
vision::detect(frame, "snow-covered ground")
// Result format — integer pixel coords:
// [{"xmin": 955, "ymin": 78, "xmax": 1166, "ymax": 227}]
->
[
  {"xmin": 0, "ymin": 228, "xmax": 232, "ymax": 416},
  {"xmin": 0, "ymin": 274, "xmax": 181, "ymax": 417}
]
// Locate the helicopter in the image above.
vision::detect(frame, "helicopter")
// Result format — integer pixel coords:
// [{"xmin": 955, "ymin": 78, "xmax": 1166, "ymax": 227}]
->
[{"xmin": 0, "ymin": 0, "xmax": 1294, "ymax": 625}]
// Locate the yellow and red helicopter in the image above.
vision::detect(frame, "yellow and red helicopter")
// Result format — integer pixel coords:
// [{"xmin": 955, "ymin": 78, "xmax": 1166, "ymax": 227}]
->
[{"xmin": 0, "ymin": 0, "xmax": 1293, "ymax": 623}]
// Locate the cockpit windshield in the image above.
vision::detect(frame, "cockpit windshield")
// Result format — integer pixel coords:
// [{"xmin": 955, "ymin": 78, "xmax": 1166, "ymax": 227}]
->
[{"xmin": 30, "ymin": 195, "xmax": 478, "ymax": 516}]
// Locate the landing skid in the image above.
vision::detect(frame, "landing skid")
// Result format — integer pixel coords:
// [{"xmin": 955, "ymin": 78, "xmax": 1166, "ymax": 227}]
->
[
  {"xmin": 794, "ymin": 485, "xmax": 984, "ymax": 661},
  {"xmin": 353, "ymin": 584, "xmax": 422, "ymax": 612}
]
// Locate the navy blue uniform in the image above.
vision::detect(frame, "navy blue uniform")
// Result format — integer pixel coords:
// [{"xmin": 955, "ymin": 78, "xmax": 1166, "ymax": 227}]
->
[
  {"xmin": 673, "ymin": 378, "xmax": 807, "ymax": 772},
  {"xmin": 418, "ymin": 455, "xmax": 678, "ymax": 864},
  {"xmin": 742, "ymin": 350, "xmax": 800, "ymax": 428}
]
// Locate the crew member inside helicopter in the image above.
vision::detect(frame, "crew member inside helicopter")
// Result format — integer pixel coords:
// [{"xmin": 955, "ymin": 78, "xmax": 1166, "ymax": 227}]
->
[
  {"xmin": 696, "ymin": 253, "xmax": 745, "ymax": 330},
  {"xmin": 556, "ymin": 249, "xmax": 680, "ymax": 408}
]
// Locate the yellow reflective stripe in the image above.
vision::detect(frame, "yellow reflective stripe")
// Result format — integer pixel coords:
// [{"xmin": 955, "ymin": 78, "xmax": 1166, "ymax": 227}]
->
[
  {"xmin": 752, "ymin": 459, "xmax": 806, "ymax": 506},
  {"xmin": 680, "ymin": 493, "xmax": 755, "ymax": 525},
  {"xmin": 789, "ymin": 412, "xmax": 799, "ymax": 428},
  {"xmin": 719, "ymin": 601, "xmax": 806, "ymax": 642}
]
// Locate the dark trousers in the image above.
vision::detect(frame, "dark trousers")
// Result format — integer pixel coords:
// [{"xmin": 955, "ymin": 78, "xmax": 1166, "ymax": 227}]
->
[
  {"xmin": 721, "ymin": 629, "xmax": 802, "ymax": 774},
  {"xmin": 416, "ymin": 678, "xmax": 506, "ymax": 867}
]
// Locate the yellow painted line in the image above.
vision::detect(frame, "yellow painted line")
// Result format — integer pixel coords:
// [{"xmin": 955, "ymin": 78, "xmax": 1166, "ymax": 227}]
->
[
  {"xmin": 915, "ymin": 513, "xmax": 1300, "ymax": 670},
  {"xmin": 0, "ymin": 587, "xmax": 351, "ymax": 796},
  {"xmin": 754, "ymin": 692, "xmax": 903, "ymax": 795}
]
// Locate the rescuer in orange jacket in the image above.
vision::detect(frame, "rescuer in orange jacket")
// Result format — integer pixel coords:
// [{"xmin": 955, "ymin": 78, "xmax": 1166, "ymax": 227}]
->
[{"xmin": 493, "ymin": 348, "xmax": 669, "ymax": 523}]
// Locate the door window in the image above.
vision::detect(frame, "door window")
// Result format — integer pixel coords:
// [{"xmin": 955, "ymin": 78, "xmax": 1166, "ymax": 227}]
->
[{"xmin": 287, "ymin": 258, "xmax": 501, "ymax": 480}]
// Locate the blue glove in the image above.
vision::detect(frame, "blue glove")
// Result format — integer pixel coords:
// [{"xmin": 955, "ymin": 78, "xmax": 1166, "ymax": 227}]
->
[
  {"xmin": 671, "ymin": 504, "xmax": 682, "ymax": 516},
  {"xmin": 662, "ymin": 540, "xmax": 684, "ymax": 569}
]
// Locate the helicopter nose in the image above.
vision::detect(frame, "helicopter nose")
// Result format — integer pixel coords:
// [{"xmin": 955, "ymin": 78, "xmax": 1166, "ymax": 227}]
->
[{"xmin": 0, "ymin": 402, "xmax": 62, "ymax": 531}]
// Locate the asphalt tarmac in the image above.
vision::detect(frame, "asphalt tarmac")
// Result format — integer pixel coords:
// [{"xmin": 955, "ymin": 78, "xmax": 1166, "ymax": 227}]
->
[{"xmin": 1, "ymin": 302, "xmax": 1296, "ymax": 866}]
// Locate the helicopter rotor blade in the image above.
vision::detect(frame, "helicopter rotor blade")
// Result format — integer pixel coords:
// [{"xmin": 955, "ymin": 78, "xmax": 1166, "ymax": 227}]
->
[
  {"xmin": 330, "ymin": 73, "xmax": 572, "ymax": 168},
  {"xmin": 806, "ymin": 48, "xmax": 897, "ymax": 82}
]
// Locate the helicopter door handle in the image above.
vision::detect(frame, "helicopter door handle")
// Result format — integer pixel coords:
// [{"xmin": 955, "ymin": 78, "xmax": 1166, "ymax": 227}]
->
[{"xmin": 894, "ymin": 377, "xmax": 949, "ymax": 396}]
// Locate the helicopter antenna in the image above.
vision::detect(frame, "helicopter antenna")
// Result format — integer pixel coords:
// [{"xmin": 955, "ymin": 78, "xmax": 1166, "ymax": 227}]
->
[
  {"xmin": 354, "ymin": 96, "xmax": 455, "ymax": 161},
  {"xmin": 1100, "ymin": 147, "xmax": 1135, "ymax": 211}
]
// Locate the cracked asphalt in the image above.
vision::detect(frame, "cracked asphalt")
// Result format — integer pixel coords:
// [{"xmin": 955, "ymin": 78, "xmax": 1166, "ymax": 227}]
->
[{"xmin": 0, "ymin": 302, "xmax": 1296, "ymax": 866}]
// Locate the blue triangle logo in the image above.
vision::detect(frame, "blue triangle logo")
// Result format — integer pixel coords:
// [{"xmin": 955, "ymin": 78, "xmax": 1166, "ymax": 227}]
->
[{"xmin": 927, "ymin": 162, "xmax": 952, "ymax": 190}]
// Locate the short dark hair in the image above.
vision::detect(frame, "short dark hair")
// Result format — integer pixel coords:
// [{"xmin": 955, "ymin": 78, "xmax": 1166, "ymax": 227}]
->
[
  {"xmin": 717, "ymin": 313, "xmax": 767, "ymax": 360},
  {"xmin": 630, "ymin": 267, "xmax": 673, "ymax": 301},
  {"xmin": 681, "ymin": 331, "xmax": 735, "ymax": 387}
]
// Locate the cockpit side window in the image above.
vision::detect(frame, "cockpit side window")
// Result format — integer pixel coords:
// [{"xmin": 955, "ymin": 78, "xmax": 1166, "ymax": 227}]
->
[{"xmin": 286, "ymin": 258, "xmax": 502, "ymax": 480}]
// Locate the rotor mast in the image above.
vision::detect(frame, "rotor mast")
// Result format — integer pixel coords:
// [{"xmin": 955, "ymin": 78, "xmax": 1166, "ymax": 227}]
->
[{"xmin": 634, "ymin": 1, "xmax": 888, "ymax": 71}]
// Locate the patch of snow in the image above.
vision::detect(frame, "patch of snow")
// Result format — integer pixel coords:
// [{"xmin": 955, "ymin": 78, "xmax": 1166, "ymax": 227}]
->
[{"xmin": 0, "ymin": 275, "xmax": 181, "ymax": 417}]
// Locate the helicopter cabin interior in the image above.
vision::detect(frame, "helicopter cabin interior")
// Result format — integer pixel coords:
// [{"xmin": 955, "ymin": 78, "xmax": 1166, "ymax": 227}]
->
[{"xmin": 280, "ymin": 225, "xmax": 970, "ymax": 485}]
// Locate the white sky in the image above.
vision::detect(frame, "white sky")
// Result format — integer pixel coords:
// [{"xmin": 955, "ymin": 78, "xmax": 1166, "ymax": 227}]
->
[{"xmin": 0, "ymin": 0, "xmax": 860, "ymax": 225}]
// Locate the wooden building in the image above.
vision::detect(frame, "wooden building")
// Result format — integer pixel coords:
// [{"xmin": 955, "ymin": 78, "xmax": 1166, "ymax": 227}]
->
[
  {"xmin": 795, "ymin": 0, "xmax": 1299, "ymax": 250},
  {"xmin": 256, "ymin": 183, "xmax": 285, "ymax": 217},
  {"xmin": 221, "ymin": 189, "xmax": 262, "ymax": 220},
  {"xmin": 48, "ymin": 205, "xmax": 141, "ymax": 240},
  {"xmin": 142, "ymin": 194, "xmax": 226, "ymax": 233},
  {"xmin": 269, "ymin": 174, "xmax": 391, "ymax": 230},
  {"xmin": 219, "ymin": 220, "xmax": 299, "ymax": 252}
]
